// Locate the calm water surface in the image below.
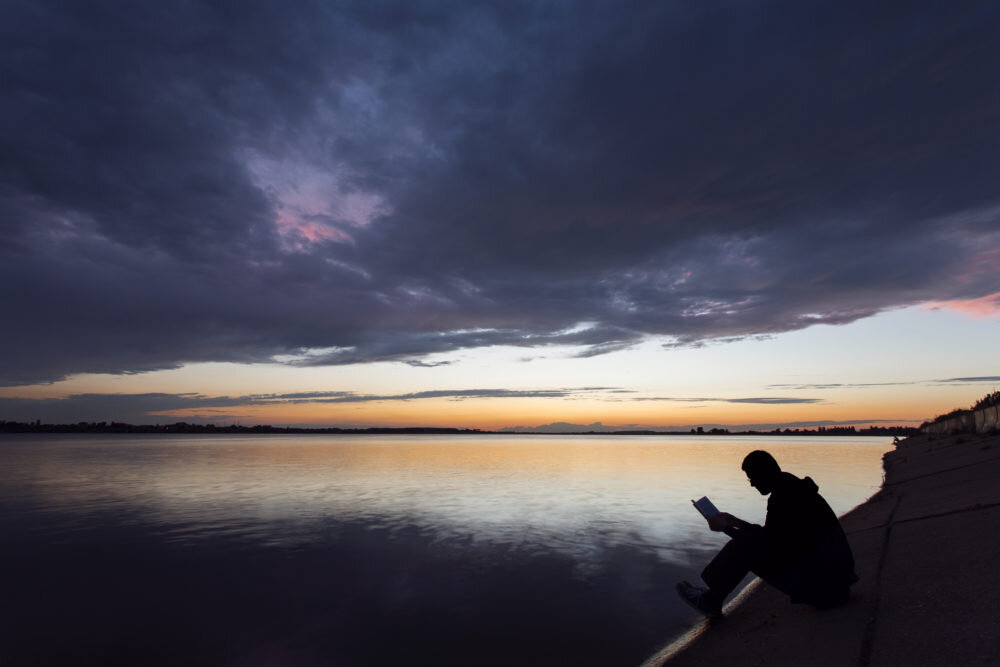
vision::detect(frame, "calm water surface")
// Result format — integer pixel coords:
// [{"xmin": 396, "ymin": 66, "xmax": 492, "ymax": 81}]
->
[{"xmin": 0, "ymin": 434, "xmax": 892, "ymax": 666}]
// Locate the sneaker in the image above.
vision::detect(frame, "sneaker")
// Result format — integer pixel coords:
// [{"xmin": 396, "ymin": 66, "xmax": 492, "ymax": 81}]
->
[{"xmin": 676, "ymin": 581, "xmax": 722, "ymax": 620}]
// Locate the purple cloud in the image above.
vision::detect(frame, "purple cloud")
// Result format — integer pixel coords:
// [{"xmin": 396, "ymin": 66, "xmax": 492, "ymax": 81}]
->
[{"xmin": 2, "ymin": 1, "xmax": 999, "ymax": 385}]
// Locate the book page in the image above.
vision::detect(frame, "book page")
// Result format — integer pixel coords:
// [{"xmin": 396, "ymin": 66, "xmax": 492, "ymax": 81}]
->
[{"xmin": 691, "ymin": 496, "xmax": 719, "ymax": 518}]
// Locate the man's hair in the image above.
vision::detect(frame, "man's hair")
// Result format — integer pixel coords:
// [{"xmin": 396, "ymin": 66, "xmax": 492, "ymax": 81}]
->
[{"xmin": 741, "ymin": 450, "xmax": 781, "ymax": 479}]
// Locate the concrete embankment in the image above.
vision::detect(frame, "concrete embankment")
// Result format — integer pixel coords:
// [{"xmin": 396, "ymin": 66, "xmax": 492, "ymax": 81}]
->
[
  {"xmin": 922, "ymin": 404, "xmax": 1000, "ymax": 437},
  {"xmin": 642, "ymin": 431, "xmax": 1000, "ymax": 667}
]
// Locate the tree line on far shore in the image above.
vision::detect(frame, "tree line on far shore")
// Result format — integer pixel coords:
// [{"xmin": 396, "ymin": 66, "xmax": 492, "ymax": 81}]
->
[{"xmin": 0, "ymin": 420, "xmax": 918, "ymax": 436}]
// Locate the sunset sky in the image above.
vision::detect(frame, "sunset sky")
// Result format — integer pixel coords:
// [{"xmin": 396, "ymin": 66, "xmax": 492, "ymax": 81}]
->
[{"xmin": 2, "ymin": 1, "xmax": 998, "ymax": 430}]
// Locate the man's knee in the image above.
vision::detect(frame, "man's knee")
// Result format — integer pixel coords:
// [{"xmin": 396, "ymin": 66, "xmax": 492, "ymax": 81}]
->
[{"xmin": 702, "ymin": 533, "xmax": 769, "ymax": 591}]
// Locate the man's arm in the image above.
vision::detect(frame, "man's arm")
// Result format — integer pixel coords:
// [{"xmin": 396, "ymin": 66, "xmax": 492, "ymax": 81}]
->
[{"xmin": 707, "ymin": 512, "xmax": 758, "ymax": 537}]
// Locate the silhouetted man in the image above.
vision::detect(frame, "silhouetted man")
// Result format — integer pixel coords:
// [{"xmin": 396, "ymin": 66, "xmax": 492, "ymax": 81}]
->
[{"xmin": 677, "ymin": 450, "xmax": 857, "ymax": 619}]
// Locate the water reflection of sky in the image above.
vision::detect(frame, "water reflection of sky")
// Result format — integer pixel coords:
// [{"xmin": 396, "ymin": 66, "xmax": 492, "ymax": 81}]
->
[
  {"xmin": 0, "ymin": 434, "xmax": 895, "ymax": 666},
  {"xmin": 3, "ymin": 434, "xmax": 891, "ymax": 565}
]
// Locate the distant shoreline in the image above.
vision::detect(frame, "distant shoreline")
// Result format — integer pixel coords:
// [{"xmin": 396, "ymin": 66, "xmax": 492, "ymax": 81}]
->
[{"xmin": 0, "ymin": 420, "xmax": 918, "ymax": 437}]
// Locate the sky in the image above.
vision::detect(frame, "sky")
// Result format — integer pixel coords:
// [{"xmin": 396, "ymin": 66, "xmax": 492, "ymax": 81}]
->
[{"xmin": 1, "ymin": 0, "xmax": 998, "ymax": 430}]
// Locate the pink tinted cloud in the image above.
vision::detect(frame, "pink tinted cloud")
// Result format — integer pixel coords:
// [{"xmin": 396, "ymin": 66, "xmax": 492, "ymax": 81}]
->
[
  {"xmin": 242, "ymin": 150, "xmax": 390, "ymax": 249},
  {"xmin": 955, "ymin": 248, "xmax": 1000, "ymax": 284},
  {"xmin": 924, "ymin": 292, "xmax": 1000, "ymax": 319},
  {"xmin": 275, "ymin": 213, "xmax": 352, "ymax": 244}
]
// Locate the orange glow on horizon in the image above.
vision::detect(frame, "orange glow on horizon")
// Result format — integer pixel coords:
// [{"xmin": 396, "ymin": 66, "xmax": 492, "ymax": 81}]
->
[{"xmin": 149, "ymin": 392, "xmax": 934, "ymax": 430}]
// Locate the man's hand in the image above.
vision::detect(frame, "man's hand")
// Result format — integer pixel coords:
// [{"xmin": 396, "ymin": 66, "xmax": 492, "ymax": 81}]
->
[{"xmin": 707, "ymin": 512, "xmax": 735, "ymax": 532}]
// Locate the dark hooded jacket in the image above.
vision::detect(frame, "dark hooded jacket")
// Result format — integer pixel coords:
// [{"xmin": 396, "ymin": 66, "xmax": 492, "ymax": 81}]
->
[{"xmin": 762, "ymin": 472, "xmax": 858, "ymax": 604}]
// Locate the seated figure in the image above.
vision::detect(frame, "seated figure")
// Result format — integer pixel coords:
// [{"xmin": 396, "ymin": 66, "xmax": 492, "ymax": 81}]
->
[{"xmin": 678, "ymin": 450, "xmax": 858, "ymax": 619}]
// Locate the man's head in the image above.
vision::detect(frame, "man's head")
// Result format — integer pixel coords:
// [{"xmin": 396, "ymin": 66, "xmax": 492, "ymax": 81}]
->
[{"xmin": 741, "ymin": 450, "xmax": 781, "ymax": 495}]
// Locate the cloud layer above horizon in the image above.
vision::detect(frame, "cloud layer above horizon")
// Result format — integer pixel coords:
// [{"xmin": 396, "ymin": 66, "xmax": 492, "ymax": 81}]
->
[
  {"xmin": 3, "ymin": 0, "xmax": 999, "ymax": 385},
  {"xmin": 2, "ymin": 376, "xmax": 994, "ymax": 426}
]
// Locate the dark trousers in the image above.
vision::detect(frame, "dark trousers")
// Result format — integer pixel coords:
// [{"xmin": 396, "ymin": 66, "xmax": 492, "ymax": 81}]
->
[{"xmin": 701, "ymin": 530, "xmax": 793, "ymax": 602}]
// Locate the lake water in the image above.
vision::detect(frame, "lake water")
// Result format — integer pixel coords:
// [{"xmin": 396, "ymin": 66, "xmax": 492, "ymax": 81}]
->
[{"xmin": 0, "ymin": 434, "xmax": 892, "ymax": 666}]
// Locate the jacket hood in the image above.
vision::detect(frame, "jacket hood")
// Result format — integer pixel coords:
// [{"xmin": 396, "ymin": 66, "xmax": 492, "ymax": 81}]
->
[
  {"xmin": 801, "ymin": 475, "xmax": 819, "ymax": 494},
  {"xmin": 777, "ymin": 471, "xmax": 819, "ymax": 495}
]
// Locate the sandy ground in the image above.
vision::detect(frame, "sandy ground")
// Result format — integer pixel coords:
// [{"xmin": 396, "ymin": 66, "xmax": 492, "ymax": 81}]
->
[{"xmin": 642, "ymin": 431, "xmax": 1000, "ymax": 667}]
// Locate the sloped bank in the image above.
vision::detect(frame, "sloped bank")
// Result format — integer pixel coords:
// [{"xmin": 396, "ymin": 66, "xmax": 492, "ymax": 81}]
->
[{"xmin": 642, "ymin": 429, "xmax": 1000, "ymax": 666}]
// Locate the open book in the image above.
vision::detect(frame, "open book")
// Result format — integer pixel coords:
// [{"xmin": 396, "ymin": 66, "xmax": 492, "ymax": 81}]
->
[{"xmin": 691, "ymin": 496, "xmax": 720, "ymax": 518}]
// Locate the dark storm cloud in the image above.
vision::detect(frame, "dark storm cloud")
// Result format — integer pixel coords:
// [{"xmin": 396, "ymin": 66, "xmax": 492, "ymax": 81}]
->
[
  {"xmin": 0, "ymin": 386, "xmax": 622, "ymax": 423},
  {"xmin": 626, "ymin": 396, "xmax": 822, "ymax": 404},
  {"xmin": 769, "ymin": 376, "xmax": 1000, "ymax": 390},
  {"xmin": 768, "ymin": 381, "xmax": 909, "ymax": 390},
  {"xmin": 722, "ymin": 397, "xmax": 822, "ymax": 405},
  {"xmin": 290, "ymin": 324, "xmax": 642, "ymax": 367},
  {"xmin": 253, "ymin": 389, "xmax": 817, "ymax": 406},
  {"xmin": 244, "ymin": 387, "xmax": 618, "ymax": 404},
  {"xmin": 3, "ymin": 0, "xmax": 999, "ymax": 385},
  {"xmin": 0, "ymin": 392, "xmax": 245, "ymax": 425},
  {"xmin": 936, "ymin": 376, "xmax": 1000, "ymax": 384},
  {"xmin": 0, "ymin": 387, "xmax": 819, "ymax": 423},
  {"xmin": 403, "ymin": 360, "xmax": 454, "ymax": 368}
]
